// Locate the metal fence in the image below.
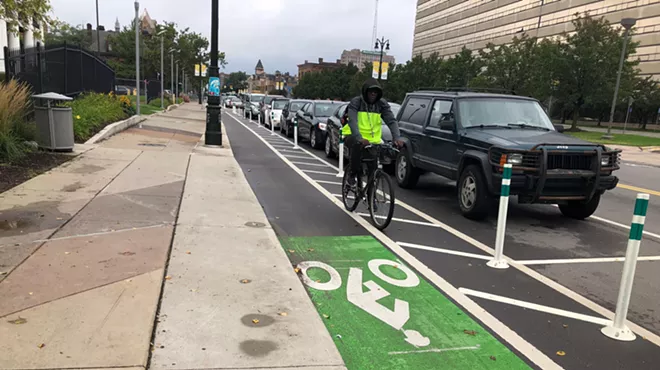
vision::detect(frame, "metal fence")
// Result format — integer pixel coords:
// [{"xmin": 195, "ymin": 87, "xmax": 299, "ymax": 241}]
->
[{"xmin": 3, "ymin": 42, "xmax": 115, "ymax": 96}]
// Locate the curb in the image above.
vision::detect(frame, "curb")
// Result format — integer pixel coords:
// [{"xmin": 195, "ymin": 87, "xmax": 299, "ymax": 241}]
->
[
  {"xmin": 84, "ymin": 115, "xmax": 146, "ymax": 145},
  {"xmin": 166, "ymin": 103, "xmax": 181, "ymax": 112}
]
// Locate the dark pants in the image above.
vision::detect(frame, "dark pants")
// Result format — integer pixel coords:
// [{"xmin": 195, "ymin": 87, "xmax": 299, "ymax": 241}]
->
[{"xmin": 345, "ymin": 135, "xmax": 375, "ymax": 176}]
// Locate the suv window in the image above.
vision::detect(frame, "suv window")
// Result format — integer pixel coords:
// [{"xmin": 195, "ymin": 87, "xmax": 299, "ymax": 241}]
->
[
  {"xmin": 306, "ymin": 103, "xmax": 314, "ymax": 114},
  {"xmin": 336, "ymin": 104, "xmax": 348, "ymax": 118},
  {"xmin": 428, "ymin": 100, "xmax": 453, "ymax": 129},
  {"xmin": 401, "ymin": 97, "xmax": 432, "ymax": 126}
]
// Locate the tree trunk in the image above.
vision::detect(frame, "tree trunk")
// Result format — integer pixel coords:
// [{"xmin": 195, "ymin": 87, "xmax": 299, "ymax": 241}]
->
[
  {"xmin": 571, "ymin": 109, "xmax": 579, "ymax": 131},
  {"xmin": 560, "ymin": 109, "xmax": 566, "ymax": 125}
]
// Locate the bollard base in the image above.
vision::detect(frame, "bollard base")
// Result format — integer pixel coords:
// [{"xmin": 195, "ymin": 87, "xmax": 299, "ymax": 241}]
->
[
  {"xmin": 486, "ymin": 259, "xmax": 509, "ymax": 269},
  {"xmin": 336, "ymin": 171, "xmax": 344, "ymax": 178},
  {"xmin": 601, "ymin": 325, "xmax": 636, "ymax": 341},
  {"xmin": 293, "ymin": 145, "xmax": 300, "ymax": 150}
]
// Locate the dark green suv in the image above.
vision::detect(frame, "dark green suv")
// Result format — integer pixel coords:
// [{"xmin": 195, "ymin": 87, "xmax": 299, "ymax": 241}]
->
[{"xmin": 395, "ymin": 90, "xmax": 621, "ymax": 220}]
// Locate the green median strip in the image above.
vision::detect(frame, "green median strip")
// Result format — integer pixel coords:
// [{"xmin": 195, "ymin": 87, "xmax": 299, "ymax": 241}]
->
[{"xmin": 281, "ymin": 235, "xmax": 530, "ymax": 370}]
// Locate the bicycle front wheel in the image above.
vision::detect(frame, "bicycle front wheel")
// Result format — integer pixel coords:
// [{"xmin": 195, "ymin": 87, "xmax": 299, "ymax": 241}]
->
[
  {"xmin": 368, "ymin": 170, "xmax": 395, "ymax": 230},
  {"xmin": 342, "ymin": 169, "xmax": 360, "ymax": 212}
]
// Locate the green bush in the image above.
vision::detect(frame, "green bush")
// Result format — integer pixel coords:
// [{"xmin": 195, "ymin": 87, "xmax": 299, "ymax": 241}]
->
[
  {"xmin": 0, "ymin": 80, "xmax": 33, "ymax": 162},
  {"xmin": 62, "ymin": 92, "xmax": 128, "ymax": 142}
]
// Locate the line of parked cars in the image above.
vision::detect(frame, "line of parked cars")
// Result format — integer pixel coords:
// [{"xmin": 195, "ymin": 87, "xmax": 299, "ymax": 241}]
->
[{"xmin": 234, "ymin": 90, "xmax": 621, "ymax": 221}]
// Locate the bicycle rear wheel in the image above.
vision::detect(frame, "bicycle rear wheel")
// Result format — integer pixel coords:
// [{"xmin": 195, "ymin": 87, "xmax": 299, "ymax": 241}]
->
[
  {"xmin": 368, "ymin": 170, "xmax": 395, "ymax": 230},
  {"xmin": 342, "ymin": 169, "xmax": 360, "ymax": 212}
]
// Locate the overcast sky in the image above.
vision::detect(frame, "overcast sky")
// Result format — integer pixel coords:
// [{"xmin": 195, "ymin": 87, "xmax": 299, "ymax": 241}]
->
[{"xmin": 49, "ymin": 0, "xmax": 417, "ymax": 75}]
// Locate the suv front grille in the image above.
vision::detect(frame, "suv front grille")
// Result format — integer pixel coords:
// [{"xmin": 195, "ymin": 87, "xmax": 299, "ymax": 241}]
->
[{"xmin": 547, "ymin": 154, "xmax": 593, "ymax": 170}]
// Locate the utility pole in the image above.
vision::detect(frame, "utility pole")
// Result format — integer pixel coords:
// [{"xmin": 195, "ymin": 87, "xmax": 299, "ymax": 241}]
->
[
  {"xmin": 605, "ymin": 18, "xmax": 636, "ymax": 139},
  {"xmin": 158, "ymin": 30, "xmax": 165, "ymax": 109},
  {"xmin": 205, "ymin": 0, "xmax": 222, "ymax": 146},
  {"xmin": 95, "ymin": 0, "xmax": 101, "ymax": 56},
  {"xmin": 134, "ymin": 1, "xmax": 140, "ymax": 117},
  {"xmin": 170, "ymin": 49, "xmax": 174, "ymax": 104}
]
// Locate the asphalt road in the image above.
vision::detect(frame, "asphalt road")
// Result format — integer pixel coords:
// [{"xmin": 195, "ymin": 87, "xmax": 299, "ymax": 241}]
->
[{"xmin": 222, "ymin": 110, "xmax": 660, "ymax": 369}]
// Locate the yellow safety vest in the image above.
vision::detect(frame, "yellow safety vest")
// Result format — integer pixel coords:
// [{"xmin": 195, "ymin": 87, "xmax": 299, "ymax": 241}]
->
[{"xmin": 341, "ymin": 111, "xmax": 382, "ymax": 144}]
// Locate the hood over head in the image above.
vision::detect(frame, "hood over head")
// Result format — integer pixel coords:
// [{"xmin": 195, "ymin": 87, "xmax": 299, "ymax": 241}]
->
[{"xmin": 361, "ymin": 78, "xmax": 383, "ymax": 103}]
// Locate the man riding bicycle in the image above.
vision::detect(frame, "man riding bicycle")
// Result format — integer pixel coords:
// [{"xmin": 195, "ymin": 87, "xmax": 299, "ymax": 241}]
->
[{"xmin": 342, "ymin": 78, "xmax": 404, "ymax": 185}]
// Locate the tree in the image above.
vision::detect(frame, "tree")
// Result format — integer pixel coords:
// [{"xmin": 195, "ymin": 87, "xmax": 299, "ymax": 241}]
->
[
  {"xmin": 223, "ymin": 72, "xmax": 248, "ymax": 92},
  {"xmin": 44, "ymin": 20, "xmax": 89, "ymax": 46},
  {"xmin": 554, "ymin": 13, "xmax": 640, "ymax": 130},
  {"xmin": 443, "ymin": 47, "xmax": 482, "ymax": 88},
  {"xmin": 478, "ymin": 35, "xmax": 541, "ymax": 96},
  {"xmin": 0, "ymin": 0, "xmax": 52, "ymax": 38}
]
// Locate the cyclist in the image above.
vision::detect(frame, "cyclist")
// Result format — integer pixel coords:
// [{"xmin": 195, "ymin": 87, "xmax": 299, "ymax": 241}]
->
[{"xmin": 342, "ymin": 77, "xmax": 404, "ymax": 185}]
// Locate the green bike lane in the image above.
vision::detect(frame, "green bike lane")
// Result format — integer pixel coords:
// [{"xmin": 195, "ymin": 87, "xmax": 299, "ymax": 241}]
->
[
  {"xmin": 223, "ymin": 111, "xmax": 535, "ymax": 369},
  {"xmin": 281, "ymin": 235, "xmax": 528, "ymax": 369}
]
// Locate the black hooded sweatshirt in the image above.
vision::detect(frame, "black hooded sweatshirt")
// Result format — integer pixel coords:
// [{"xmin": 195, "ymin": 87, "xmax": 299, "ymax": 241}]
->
[{"xmin": 346, "ymin": 78, "xmax": 401, "ymax": 141}]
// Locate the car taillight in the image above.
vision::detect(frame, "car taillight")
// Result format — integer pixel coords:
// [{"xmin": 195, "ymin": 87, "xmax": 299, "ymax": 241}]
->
[{"xmin": 318, "ymin": 123, "xmax": 327, "ymax": 130}]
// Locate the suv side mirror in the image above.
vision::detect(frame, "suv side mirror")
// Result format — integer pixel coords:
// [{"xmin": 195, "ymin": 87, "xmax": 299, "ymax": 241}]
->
[
  {"xmin": 440, "ymin": 119, "xmax": 456, "ymax": 132},
  {"xmin": 554, "ymin": 124, "xmax": 565, "ymax": 133}
]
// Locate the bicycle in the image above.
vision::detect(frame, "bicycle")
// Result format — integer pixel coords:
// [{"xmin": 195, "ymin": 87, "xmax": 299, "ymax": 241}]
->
[{"xmin": 341, "ymin": 142, "xmax": 399, "ymax": 230}]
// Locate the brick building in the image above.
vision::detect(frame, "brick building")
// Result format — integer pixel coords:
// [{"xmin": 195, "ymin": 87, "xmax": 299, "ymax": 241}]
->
[{"xmin": 297, "ymin": 57, "xmax": 343, "ymax": 77}]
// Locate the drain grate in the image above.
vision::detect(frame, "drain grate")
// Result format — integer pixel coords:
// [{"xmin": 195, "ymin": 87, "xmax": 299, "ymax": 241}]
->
[{"xmin": 138, "ymin": 143, "xmax": 167, "ymax": 147}]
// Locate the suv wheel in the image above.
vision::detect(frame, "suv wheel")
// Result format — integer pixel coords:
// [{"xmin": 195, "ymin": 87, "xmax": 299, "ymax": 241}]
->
[
  {"xmin": 325, "ymin": 135, "xmax": 335, "ymax": 158},
  {"xmin": 458, "ymin": 165, "xmax": 491, "ymax": 220},
  {"xmin": 559, "ymin": 193, "xmax": 601, "ymax": 220},
  {"xmin": 395, "ymin": 147, "xmax": 420, "ymax": 189}
]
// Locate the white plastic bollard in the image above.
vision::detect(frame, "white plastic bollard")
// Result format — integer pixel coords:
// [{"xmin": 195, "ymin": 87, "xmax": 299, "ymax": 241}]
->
[
  {"xmin": 601, "ymin": 193, "xmax": 650, "ymax": 341},
  {"xmin": 271, "ymin": 115, "xmax": 275, "ymax": 135},
  {"xmin": 249, "ymin": 110, "xmax": 252, "ymax": 121},
  {"xmin": 336, "ymin": 132, "xmax": 345, "ymax": 177},
  {"xmin": 293, "ymin": 119, "xmax": 300, "ymax": 150},
  {"xmin": 487, "ymin": 163, "xmax": 512, "ymax": 269},
  {"xmin": 232, "ymin": 105, "xmax": 236, "ymax": 114}
]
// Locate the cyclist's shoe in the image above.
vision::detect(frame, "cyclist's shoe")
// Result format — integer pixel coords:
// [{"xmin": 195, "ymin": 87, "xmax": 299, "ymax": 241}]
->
[{"xmin": 346, "ymin": 173, "xmax": 357, "ymax": 187}]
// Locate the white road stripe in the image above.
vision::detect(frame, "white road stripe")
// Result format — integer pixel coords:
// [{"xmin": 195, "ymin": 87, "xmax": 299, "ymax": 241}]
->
[
  {"xmin": 224, "ymin": 111, "xmax": 561, "ymax": 369},
  {"xmin": 282, "ymin": 154, "xmax": 312, "ymax": 160},
  {"xmin": 389, "ymin": 345, "xmax": 480, "ymax": 355},
  {"xmin": 316, "ymin": 180, "xmax": 342, "ymax": 186},
  {"xmin": 516, "ymin": 255, "xmax": 660, "ymax": 265},
  {"xmin": 290, "ymin": 161, "xmax": 329, "ymax": 167},
  {"xmin": 459, "ymin": 288, "xmax": 612, "ymax": 326},
  {"xmin": 302, "ymin": 169, "xmax": 337, "ymax": 176},
  {"xmin": 589, "ymin": 214, "xmax": 660, "ymax": 240},
  {"xmin": 397, "ymin": 242, "xmax": 492, "ymax": 260},
  {"xmin": 228, "ymin": 110, "xmax": 660, "ymax": 348},
  {"xmin": 356, "ymin": 214, "xmax": 439, "ymax": 228}
]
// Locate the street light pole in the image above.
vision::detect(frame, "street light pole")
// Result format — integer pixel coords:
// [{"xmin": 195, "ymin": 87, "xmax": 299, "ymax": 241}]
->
[
  {"xmin": 95, "ymin": 0, "xmax": 101, "ymax": 56},
  {"xmin": 134, "ymin": 1, "xmax": 140, "ymax": 118},
  {"xmin": 605, "ymin": 18, "xmax": 636, "ymax": 139},
  {"xmin": 374, "ymin": 36, "xmax": 390, "ymax": 81},
  {"xmin": 175, "ymin": 61, "xmax": 179, "ymax": 99},
  {"xmin": 205, "ymin": 0, "xmax": 222, "ymax": 146},
  {"xmin": 170, "ymin": 50, "xmax": 174, "ymax": 104},
  {"xmin": 158, "ymin": 30, "xmax": 165, "ymax": 109}
]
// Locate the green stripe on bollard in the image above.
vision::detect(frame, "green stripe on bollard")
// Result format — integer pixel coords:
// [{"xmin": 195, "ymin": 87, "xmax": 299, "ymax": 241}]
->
[
  {"xmin": 629, "ymin": 195, "xmax": 649, "ymax": 241},
  {"xmin": 500, "ymin": 164, "xmax": 512, "ymax": 197},
  {"xmin": 339, "ymin": 133, "xmax": 344, "ymax": 144}
]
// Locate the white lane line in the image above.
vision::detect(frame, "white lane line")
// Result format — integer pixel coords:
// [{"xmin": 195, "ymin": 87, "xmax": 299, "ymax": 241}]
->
[
  {"xmin": 389, "ymin": 345, "xmax": 480, "ymax": 355},
  {"xmin": 316, "ymin": 180, "xmax": 342, "ymax": 186},
  {"xmin": 290, "ymin": 161, "xmax": 329, "ymax": 167},
  {"xmin": 283, "ymin": 154, "xmax": 312, "ymax": 160},
  {"xmin": 459, "ymin": 288, "xmax": 612, "ymax": 326},
  {"xmin": 398, "ymin": 241, "xmax": 492, "ymax": 260},
  {"xmin": 302, "ymin": 169, "xmax": 338, "ymax": 176},
  {"xmin": 590, "ymin": 214, "xmax": 660, "ymax": 241},
  {"xmin": 516, "ymin": 255, "xmax": 660, "ymax": 265},
  {"xmin": 224, "ymin": 111, "xmax": 561, "ymax": 369},
  {"xmin": 356, "ymin": 213, "xmax": 439, "ymax": 228}
]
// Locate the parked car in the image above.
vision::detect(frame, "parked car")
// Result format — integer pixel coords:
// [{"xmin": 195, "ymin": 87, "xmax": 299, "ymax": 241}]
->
[
  {"xmin": 394, "ymin": 90, "xmax": 621, "ymax": 220},
  {"xmin": 225, "ymin": 96, "xmax": 243, "ymax": 108},
  {"xmin": 243, "ymin": 93, "xmax": 265, "ymax": 119},
  {"xmin": 281, "ymin": 99, "xmax": 312, "ymax": 137},
  {"xmin": 265, "ymin": 98, "xmax": 290, "ymax": 129},
  {"xmin": 115, "ymin": 85, "xmax": 130, "ymax": 95},
  {"xmin": 259, "ymin": 95, "xmax": 285, "ymax": 124},
  {"xmin": 324, "ymin": 102, "xmax": 400, "ymax": 172},
  {"xmin": 295, "ymin": 101, "xmax": 343, "ymax": 149}
]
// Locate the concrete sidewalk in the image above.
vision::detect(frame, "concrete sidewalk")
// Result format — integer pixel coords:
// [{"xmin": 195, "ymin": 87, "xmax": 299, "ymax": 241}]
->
[{"xmin": 0, "ymin": 103, "xmax": 343, "ymax": 370}]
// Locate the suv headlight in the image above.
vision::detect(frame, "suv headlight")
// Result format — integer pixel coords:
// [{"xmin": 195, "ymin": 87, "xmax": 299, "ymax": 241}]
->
[
  {"xmin": 507, "ymin": 153, "xmax": 523, "ymax": 165},
  {"xmin": 601, "ymin": 156, "xmax": 611, "ymax": 166}
]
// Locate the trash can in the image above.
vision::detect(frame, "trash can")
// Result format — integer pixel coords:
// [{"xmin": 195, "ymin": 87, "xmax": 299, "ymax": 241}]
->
[{"xmin": 33, "ymin": 92, "xmax": 74, "ymax": 152}]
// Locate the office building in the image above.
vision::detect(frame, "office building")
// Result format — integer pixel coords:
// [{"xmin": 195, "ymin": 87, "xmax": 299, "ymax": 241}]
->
[
  {"xmin": 413, "ymin": 0, "xmax": 660, "ymax": 79},
  {"xmin": 340, "ymin": 49, "xmax": 395, "ymax": 69},
  {"xmin": 297, "ymin": 58, "xmax": 343, "ymax": 77}
]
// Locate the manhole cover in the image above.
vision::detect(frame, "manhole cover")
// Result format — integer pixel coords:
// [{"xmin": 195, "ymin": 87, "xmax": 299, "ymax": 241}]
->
[
  {"xmin": 245, "ymin": 221, "xmax": 266, "ymax": 228},
  {"xmin": 138, "ymin": 143, "xmax": 166, "ymax": 147}
]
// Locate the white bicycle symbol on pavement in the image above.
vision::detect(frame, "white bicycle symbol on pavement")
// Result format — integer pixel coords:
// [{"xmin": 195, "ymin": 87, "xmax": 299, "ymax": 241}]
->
[{"xmin": 297, "ymin": 259, "xmax": 431, "ymax": 348}]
